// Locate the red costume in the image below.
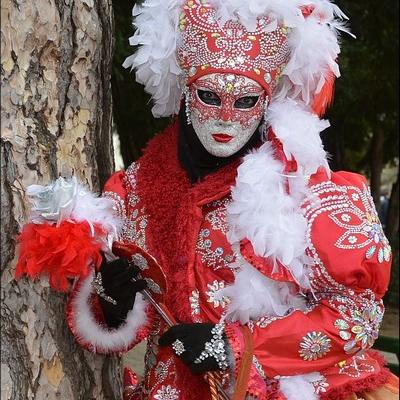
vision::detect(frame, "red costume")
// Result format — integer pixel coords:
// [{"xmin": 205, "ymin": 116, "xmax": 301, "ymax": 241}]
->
[
  {"xmin": 16, "ymin": 0, "xmax": 398, "ymax": 399},
  {"xmin": 61, "ymin": 122, "xmax": 395, "ymax": 400}
]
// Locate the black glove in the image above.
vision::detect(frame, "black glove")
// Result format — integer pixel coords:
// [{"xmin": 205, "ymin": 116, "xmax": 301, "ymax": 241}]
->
[
  {"xmin": 159, "ymin": 323, "xmax": 228, "ymax": 374},
  {"xmin": 97, "ymin": 257, "xmax": 147, "ymax": 329}
]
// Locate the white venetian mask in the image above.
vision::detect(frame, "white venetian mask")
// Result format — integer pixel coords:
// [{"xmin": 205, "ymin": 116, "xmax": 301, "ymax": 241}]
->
[{"xmin": 186, "ymin": 73, "xmax": 268, "ymax": 157}]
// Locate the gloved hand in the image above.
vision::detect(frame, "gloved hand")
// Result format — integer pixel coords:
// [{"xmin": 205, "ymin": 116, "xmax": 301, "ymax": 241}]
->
[
  {"xmin": 96, "ymin": 257, "xmax": 147, "ymax": 328},
  {"xmin": 159, "ymin": 323, "xmax": 229, "ymax": 374}
]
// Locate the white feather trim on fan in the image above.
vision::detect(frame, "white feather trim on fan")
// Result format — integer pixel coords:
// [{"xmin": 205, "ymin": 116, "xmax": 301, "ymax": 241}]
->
[
  {"xmin": 279, "ymin": 372, "xmax": 323, "ymax": 400},
  {"xmin": 70, "ymin": 272, "xmax": 148, "ymax": 353},
  {"xmin": 123, "ymin": 0, "xmax": 184, "ymax": 117},
  {"xmin": 27, "ymin": 177, "xmax": 123, "ymax": 249},
  {"xmin": 219, "ymin": 255, "xmax": 307, "ymax": 324}
]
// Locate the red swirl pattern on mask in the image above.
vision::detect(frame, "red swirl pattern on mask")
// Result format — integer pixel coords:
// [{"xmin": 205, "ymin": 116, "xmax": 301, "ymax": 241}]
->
[{"xmin": 189, "ymin": 73, "xmax": 267, "ymax": 129}]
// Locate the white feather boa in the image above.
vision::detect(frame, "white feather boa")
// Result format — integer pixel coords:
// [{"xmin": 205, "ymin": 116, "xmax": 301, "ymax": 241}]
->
[
  {"xmin": 220, "ymin": 255, "xmax": 307, "ymax": 324},
  {"xmin": 266, "ymin": 99, "xmax": 331, "ymax": 176},
  {"xmin": 223, "ymin": 100, "xmax": 329, "ymax": 323},
  {"xmin": 220, "ymin": 101, "xmax": 329, "ymax": 399}
]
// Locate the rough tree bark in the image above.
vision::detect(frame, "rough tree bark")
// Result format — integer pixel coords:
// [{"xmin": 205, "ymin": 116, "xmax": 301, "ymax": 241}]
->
[{"xmin": 1, "ymin": 1, "xmax": 121, "ymax": 399}]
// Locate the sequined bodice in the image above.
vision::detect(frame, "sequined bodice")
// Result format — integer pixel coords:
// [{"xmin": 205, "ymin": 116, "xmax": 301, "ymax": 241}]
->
[{"xmin": 190, "ymin": 196, "xmax": 235, "ymax": 324}]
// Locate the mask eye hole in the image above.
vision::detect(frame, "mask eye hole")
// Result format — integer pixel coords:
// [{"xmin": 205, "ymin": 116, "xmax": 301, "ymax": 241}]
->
[
  {"xmin": 234, "ymin": 96, "xmax": 260, "ymax": 109},
  {"xmin": 197, "ymin": 89, "xmax": 222, "ymax": 106}
]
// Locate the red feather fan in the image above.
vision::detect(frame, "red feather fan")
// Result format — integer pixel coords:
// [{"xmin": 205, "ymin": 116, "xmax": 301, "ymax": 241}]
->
[{"xmin": 15, "ymin": 221, "xmax": 105, "ymax": 292}]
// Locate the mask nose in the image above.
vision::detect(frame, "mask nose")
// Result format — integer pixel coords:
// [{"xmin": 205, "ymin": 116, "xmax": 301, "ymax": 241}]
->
[
  {"xmin": 218, "ymin": 108, "xmax": 232, "ymax": 123},
  {"xmin": 216, "ymin": 120, "xmax": 232, "ymax": 128}
]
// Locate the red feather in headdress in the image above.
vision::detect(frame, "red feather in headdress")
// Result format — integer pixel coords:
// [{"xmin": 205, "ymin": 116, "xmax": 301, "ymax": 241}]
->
[{"xmin": 312, "ymin": 71, "xmax": 336, "ymax": 117}]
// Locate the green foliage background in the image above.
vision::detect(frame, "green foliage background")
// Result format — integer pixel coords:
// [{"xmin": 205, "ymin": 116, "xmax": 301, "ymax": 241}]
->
[
  {"xmin": 324, "ymin": 1, "xmax": 399, "ymax": 173},
  {"xmin": 112, "ymin": 1, "xmax": 398, "ymax": 171},
  {"xmin": 111, "ymin": 0, "xmax": 399, "ymax": 305}
]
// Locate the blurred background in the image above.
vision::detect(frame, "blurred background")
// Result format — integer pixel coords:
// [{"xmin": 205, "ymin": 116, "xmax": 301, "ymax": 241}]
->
[{"xmin": 111, "ymin": 0, "xmax": 399, "ymax": 374}]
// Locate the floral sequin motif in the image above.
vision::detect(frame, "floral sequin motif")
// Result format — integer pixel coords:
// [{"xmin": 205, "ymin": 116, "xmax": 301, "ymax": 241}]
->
[
  {"xmin": 328, "ymin": 184, "xmax": 391, "ymax": 263},
  {"xmin": 103, "ymin": 191, "xmax": 126, "ymax": 219},
  {"xmin": 153, "ymin": 385, "xmax": 180, "ymax": 400},
  {"xmin": 131, "ymin": 253, "xmax": 149, "ymax": 271},
  {"xmin": 189, "ymin": 289, "xmax": 200, "ymax": 316},
  {"xmin": 196, "ymin": 198, "xmax": 235, "ymax": 270},
  {"xmin": 338, "ymin": 354, "xmax": 375, "ymax": 378},
  {"xmin": 116, "ymin": 163, "xmax": 149, "ymax": 250},
  {"xmin": 334, "ymin": 302, "xmax": 383, "ymax": 354},
  {"xmin": 299, "ymin": 332, "xmax": 332, "ymax": 361},
  {"xmin": 205, "ymin": 199, "xmax": 230, "ymax": 234},
  {"xmin": 154, "ymin": 359, "xmax": 173, "ymax": 385},
  {"xmin": 206, "ymin": 280, "xmax": 229, "ymax": 309},
  {"xmin": 363, "ymin": 212, "xmax": 392, "ymax": 263},
  {"xmin": 121, "ymin": 208, "xmax": 148, "ymax": 250},
  {"xmin": 305, "ymin": 181, "xmax": 386, "ymax": 357},
  {"xmin": 312, "ymin": 375, "xmax": 329, "ymax": 394}
]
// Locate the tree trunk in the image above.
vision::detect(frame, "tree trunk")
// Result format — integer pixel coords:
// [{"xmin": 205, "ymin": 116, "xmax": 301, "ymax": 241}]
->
[
  {"xmin": 386, "ymin": 167, "xmax": 399, "ymax": 240},
  {"xmin": 1, "ymin": 1, "xmax": 121, "ymax": 399},
  {"xmin": 369, "ymin": 128, "xmax": 384, "ymax": 209}
]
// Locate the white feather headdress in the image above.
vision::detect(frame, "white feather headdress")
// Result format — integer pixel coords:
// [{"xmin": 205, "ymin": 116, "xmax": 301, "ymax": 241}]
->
[{"xmin": 123, "ymin": 0, "xmax": 351, "ymax": 118}]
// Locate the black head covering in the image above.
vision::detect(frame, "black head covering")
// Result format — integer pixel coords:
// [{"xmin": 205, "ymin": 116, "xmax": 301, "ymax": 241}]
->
[{"xmin": 178, "ymin": 107, "xmax": 262, "ymax": 183}]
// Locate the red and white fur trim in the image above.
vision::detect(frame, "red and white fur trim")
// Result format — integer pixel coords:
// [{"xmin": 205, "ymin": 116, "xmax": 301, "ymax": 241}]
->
[{"xmin": 68, "ymin": 272, "xmax": 148, "ymax": 353}]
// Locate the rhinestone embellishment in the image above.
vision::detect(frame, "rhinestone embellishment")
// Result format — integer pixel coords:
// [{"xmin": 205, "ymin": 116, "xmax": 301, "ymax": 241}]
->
[
  {"xmin": 131, "ymin": 253, "xmax": 149, "ymax": 270},
  {"xmin": 299, "ymin": 332, "xmax": 332, "ymax": 361}
]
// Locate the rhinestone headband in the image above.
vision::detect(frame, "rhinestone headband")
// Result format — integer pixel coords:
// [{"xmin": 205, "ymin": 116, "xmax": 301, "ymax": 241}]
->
[
  {"xmin": 178, "ymin": 0, "xmax": 290, "ymax": 94},
  {"xmin": 125, "ymin": 0, "xmax": 351, "ymax": 117}
]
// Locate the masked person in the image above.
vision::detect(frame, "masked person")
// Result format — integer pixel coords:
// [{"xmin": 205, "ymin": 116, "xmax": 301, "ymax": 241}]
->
[{"xmin": 16, "ymin": 1, "xmax": 399, "ymax": 399}]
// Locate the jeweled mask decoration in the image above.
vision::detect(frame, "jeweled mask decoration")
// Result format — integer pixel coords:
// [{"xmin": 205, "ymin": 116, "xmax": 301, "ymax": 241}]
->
[
  {"xmin": 186, "ymin": 73, "xmax": 268, "ymax": 157},
  {"xmin": 178, "ymin": 0, "xmax": 290, "ymax": 96}
]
